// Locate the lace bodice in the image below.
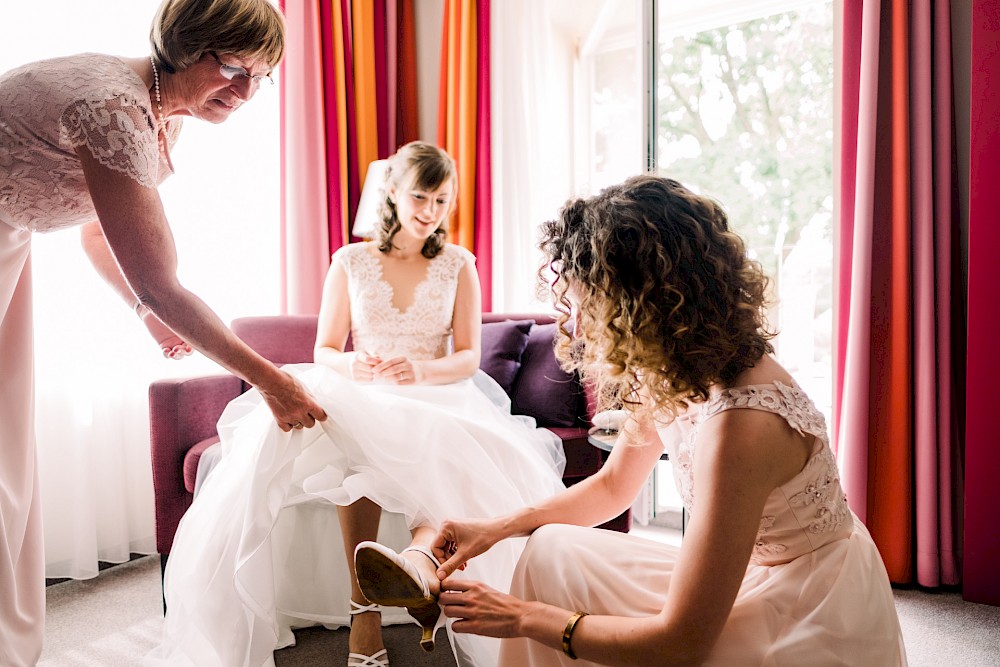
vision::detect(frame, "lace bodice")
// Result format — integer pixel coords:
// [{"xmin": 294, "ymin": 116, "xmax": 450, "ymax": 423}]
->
[
  {"xmin": 334, "ymin": 242, "xmax": 474, "ymax": 360},
  {"xmin": 0, "ymin": 53, "xmax": 180, "ymax": 232},
  {"xmin": 662, "ymin": 381, "xmax": 852, "ymax": 565}
]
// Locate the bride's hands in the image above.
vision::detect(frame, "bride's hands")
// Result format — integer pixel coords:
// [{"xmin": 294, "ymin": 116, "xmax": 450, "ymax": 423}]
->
[
  {"xmin": 372, "ymin": 355, "xmax": 425, "ymax": 385},
  {"xmin": 351, "ymin": 351, "xmax": 382, "ymax": 381},
  {"xmin": 138, "ymin": 306, "xmax": 192, "ymax": 359}
]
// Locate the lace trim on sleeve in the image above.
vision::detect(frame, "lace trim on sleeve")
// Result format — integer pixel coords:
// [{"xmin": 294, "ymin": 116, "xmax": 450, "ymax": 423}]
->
[
  {"xmin": 59, "ymin": 92, "xmax": 160, "ymax": 188},
  {"xmin": 703, "ymin": 381, "xmax": 829, "ymax": 445}
]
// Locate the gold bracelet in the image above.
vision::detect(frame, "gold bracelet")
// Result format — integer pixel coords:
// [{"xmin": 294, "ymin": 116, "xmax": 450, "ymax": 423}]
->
[{"xmin": 561, "ymin": 611, "xmax": 589, "ymax": 660}]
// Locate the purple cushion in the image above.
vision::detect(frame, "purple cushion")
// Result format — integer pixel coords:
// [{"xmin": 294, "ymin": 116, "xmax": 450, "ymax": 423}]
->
[
  {"xmin": 511, "ymin": 323, "xmax": 583, "ymax": 428},
  {"xmin": 479, "ymin": 319, "xmax": 534, "ymax": 394}
]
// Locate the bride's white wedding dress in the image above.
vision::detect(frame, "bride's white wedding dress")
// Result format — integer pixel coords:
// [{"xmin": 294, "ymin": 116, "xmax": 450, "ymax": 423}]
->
[{"xmin": 148, "ymin": 243, "xmax": 567, "ymax": 667}]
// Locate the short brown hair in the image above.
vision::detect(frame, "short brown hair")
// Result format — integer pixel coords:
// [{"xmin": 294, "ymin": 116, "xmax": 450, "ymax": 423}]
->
[
  {"xmin": 539, "ymin": 174, "xmax": 775, "ymax": 417},
  {"xmin": 374, "ymin": 142, "xmax": 457, "ymax": 259},
  {"xmin": 150, "ymin": 0, "xmax": 285, "ymax": 73}
]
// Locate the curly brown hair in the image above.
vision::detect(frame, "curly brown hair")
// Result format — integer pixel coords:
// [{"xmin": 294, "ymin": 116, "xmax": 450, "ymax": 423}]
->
[
  {"xmin": 539, "ymin": 174, "xmax": 775, "ymax": 418},
  {"xmin": 374, "ymin": 141, "xmax": 456, "ymax": 259}
]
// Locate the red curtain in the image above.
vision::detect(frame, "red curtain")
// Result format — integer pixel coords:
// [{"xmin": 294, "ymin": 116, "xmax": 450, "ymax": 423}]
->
[
  {"xmin": 835, "ymin": 0, "xmax": 962, "ymax": 587},
  {"xmin": 438, "ymin": 0, "xmax": 493, "ymax": 310},
  {"xmin": 279, "ymin": 0, "xmax": 420, "ymax": 313}
]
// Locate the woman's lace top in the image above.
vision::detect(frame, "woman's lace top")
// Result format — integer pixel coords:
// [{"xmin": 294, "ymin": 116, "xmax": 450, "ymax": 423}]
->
[
  {"xmin": 0, "ymin": 53, "xmax": 180, "ymax": 232},
  {"xmin": 334, "ymin": 242, "xmax": 474, "ymax": 360},
  {"xmin": 662, "ymin": 381, "xmax": 853, "ymax": 565}
]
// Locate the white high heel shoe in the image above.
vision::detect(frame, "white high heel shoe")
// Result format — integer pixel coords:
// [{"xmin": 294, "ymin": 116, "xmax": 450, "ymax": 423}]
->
[
  {"xmin": 354, "ymin": 542, "xmax": 445, "ymax": 652},
  {"xmin": 347, "ymin": 599, "xmax": 389, "ymax": 667}
]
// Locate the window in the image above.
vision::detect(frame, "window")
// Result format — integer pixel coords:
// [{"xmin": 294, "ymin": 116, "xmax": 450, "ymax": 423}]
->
[{"xmin": 575, "ymin": 0, "xmax": 834, "ymax": 523}]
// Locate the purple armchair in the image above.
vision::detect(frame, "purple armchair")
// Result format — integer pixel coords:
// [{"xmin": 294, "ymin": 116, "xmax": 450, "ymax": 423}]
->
[{"xmin": 148, "ymin": 313, "xmax": 630, "ymax": 581}]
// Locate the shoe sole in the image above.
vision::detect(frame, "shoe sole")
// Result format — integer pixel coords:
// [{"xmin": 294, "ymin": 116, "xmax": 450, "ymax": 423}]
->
[{"xmin": 356, "ymin": 545, "xmax": 440, "ymax": 652}]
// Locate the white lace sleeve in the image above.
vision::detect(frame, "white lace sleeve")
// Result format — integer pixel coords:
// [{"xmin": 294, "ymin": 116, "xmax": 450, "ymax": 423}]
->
[{"xmin": 59, "ymin": 93, "xmax": 160, "ymax": 188}]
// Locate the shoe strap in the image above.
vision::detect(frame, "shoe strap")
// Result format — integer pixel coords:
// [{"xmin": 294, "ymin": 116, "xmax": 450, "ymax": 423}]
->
[
  {"xmin": 347, "ymin": 648, "xmax": 389, "ymax": 667},
  {"xmin": 349, "ymin": 599, "xmax": 382, "ymax": 615},
  {"xmin": 402, "ymin": 544, "xmax": 442, "ymax": 569}
]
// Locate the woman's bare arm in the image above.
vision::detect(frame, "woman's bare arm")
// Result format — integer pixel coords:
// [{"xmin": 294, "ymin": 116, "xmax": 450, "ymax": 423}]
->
[
  {"xmin": 313, "ymin": 254, "xmax": 355, "ymax": 374},
  {"xmin": 435, "ymin": 413, "xmax": 666, "ymax": 574},
  {"xmin": 81, "ymin": 220, "xmax": 192, "ymax": 358},
  {"xmin": 77, "ymin": 146, "xmax": 326, "ymax": 430},
  {"xmin": 442, "ymin": 408, "xmax": 810, "ymax": 666}
]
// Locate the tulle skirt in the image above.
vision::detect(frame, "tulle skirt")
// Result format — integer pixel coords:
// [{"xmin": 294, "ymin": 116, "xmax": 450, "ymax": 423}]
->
[
  {"xmin": 499, "ymin": 521, "xmax": 907, "ymax": 666},
  {"xmin": 147, "ymin": 364, "xmax": 567, "ymax": 667}
]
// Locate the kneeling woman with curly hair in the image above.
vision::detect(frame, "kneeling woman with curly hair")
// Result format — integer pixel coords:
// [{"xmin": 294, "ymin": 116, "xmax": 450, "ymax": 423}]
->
[{"xmin": 417, "ymin": 174, "xmax": 906, "ymax": 666}]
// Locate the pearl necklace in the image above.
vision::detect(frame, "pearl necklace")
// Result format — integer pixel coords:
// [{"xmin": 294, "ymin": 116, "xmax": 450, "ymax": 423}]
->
[{"xmin": 150, "ymin": 55, "xmax": 172, "ymax": 170}]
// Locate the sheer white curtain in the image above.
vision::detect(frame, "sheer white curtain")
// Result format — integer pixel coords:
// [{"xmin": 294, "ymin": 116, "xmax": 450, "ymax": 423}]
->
[
  {"xmin": 491, "ymin": 0, "xmax": 655, "ymax": 524},
  {"xmin": 3, "ymin": 0, "xmax": 280, "ymax": 578},
  {"xmin": 490, "ymin": 0, "xmax": 575, "ymax": 312}
]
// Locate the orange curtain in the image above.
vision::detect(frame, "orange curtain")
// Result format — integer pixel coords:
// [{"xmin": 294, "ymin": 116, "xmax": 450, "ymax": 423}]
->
[
  {"xmin": 279, "ymin": 0, "xmax": 420, "ymax": 313},
  {"xmin": 438, "ymin": 0, "xmax": 493, "ymax": 310}
]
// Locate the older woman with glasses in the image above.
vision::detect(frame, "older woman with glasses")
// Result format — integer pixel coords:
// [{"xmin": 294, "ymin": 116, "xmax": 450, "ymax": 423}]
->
[{"xmin": 0, "ymin": 1, "xmax": 327, "ymax": 663}]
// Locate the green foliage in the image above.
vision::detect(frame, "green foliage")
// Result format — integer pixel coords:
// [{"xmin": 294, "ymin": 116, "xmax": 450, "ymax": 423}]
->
[{"xmin": 656, "ymin": 4, "xmax": 833, "ymax": 280}]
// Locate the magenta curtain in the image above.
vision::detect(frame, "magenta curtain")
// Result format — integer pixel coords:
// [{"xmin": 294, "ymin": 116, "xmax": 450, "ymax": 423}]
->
[
  {"xmin": 964, "ymin": 1, "xmax": 1000, "ymax": 606},
  {"xmin": 835, "ymin": 0, "xmax": 962, "ymax": 587},
  {"xmin": 279, "ymin": 0, "xmax": 420, "ymax": 314}
]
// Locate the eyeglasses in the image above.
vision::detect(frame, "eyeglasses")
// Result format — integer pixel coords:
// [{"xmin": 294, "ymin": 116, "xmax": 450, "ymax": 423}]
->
[{"xmin": 209, "ymin": 52, "xmax": 273, "ymax": 87}]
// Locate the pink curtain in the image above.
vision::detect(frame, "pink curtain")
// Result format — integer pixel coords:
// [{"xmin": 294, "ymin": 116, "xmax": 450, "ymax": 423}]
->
[
  {"xmin": 279, "ymin": 0, "xmax": 331, "ymax": 314},
  {"xmin": 835, "ymin": 0, "xmax": 962, "ymax": 587},
  {"xmin": 279, "ymin": 0, "xmax": 420, "ymax": 314}
]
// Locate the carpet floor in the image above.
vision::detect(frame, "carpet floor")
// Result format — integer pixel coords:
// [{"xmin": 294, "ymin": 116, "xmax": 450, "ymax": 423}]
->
[{"xmin": 39, "ymin": 553, "xmax": 1000, "ymax": 666}]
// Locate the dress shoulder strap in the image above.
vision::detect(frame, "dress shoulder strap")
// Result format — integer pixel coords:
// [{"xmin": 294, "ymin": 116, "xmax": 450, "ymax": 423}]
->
[{"xmin": 700, "ymin": 381, "xmax": 829, "ymax": 444}]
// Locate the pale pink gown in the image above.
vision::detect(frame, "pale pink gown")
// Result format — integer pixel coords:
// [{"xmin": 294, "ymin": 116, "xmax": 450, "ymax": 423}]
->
[
  {"xmin": 500, "ymin": 382, "xmax": 908, "ymax": 666},
  {"xmin": 0, "ymin": 53, "xmax": 177, "ymax": 666}
]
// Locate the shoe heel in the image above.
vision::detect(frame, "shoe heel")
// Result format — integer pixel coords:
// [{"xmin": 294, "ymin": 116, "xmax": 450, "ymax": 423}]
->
[{"xmin": 408, "ymin": 600, "xmax": 442, "ymax": 653}]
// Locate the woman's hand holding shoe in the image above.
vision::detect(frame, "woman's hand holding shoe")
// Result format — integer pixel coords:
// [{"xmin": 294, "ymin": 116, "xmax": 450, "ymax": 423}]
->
[
  {"xmin": 432, "ymin": 516, "xmax": 507, "ymax": 580},
  {"xmin": 438, "ymin": 577, "xmax": 528, "ymax": 639}
]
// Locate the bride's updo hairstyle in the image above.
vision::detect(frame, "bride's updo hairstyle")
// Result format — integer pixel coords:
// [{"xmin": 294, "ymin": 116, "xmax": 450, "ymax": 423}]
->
[
  {"xmin": 538, "ymin": 174, "xmax": 775, "ymax": 418},
  {"xmin": 375, "ymin": 141, "xmax": 457, "ymax": 259}
]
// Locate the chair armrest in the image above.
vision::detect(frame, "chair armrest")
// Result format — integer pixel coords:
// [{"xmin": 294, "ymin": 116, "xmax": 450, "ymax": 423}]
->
[{"xmin": 149, "ymin": 374, "xmax": 244, "ymax": 554}]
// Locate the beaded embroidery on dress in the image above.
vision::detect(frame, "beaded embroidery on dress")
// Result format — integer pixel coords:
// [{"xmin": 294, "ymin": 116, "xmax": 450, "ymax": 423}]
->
[
  {"xmin": 502, "ymin": 378, "xmax": 906, "ymax": 666},
  {"xmin": 670, "ymin": 381, "xmax": 852, "ymax": 565}
]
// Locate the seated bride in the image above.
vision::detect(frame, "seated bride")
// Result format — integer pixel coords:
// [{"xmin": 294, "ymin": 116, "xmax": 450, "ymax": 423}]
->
[{"xmin": 148, "ymin": 141, "xmax": 567, "ymax": 667}]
